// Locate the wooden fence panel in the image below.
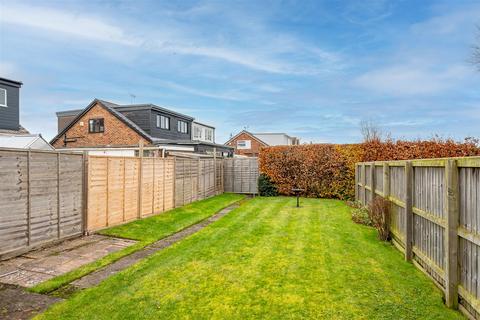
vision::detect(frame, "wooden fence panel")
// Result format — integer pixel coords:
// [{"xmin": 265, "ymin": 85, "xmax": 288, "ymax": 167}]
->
[
  {"xmin": 223, "ymin": 158, "xmax": 259, "ymax": 194},
  {"xmin": 0, "ymin": 150, "xmax": 29, "ymax": 255},
  {"xmin": 375, "ymin": 165, "xmax": 383, "ymax": 194},
  {"xmin": 87, "ymin": 156, "xmax": 177, "ymax": 231},
  {"xmin": 355, "ymin": 156, "xmax": 480, "ymax": 319},
  {"xmin": 87, "ymin": 157, "xmax": 108, "ymax": 231},
  {"xmin": 0, "ymin": 149, "xmax": 83, "ymax": 260},
  {"xmin": 58, "ymin": 153, "xmax": 83, "ymax": 237},
  {"xmin": 124, "ymin": 158, "xmax": 139, "ymax": 221},
  {"xmin": 141, "ymin": 158, "xmax": 154, "ymax": 217},
  {"xmin": 107, "ymin": 158, "xmax": 125, "ymax": 226}
]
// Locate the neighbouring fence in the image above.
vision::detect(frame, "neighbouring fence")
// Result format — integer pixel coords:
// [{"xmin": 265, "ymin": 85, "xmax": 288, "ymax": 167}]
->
[
  {"xmin": 0, "ymin": 151, "xmax": 259, "ymax": 259},
  {"xmin": 355, "ymin": 157, "xmax": 480, "ymax": 319},
  {"xmin": 174, "ymin": 158, "xmax": 224, "ymax": 207},
  {"xmin": 224, "ymin": 158, "xmax": 259, "ymax": 194},
  {"xmin": 87, "ymin": 156, "xmax": 175, "ymax": 231},
  {"xmin": 0, "ymin": 149, "xmax": 84, "ymax": 259}
]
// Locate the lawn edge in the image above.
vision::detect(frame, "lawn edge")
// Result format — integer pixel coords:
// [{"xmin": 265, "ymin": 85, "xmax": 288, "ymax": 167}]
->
[{"xmin": 29, "ymin": 194, "xmax": 247, "ymax": 294}]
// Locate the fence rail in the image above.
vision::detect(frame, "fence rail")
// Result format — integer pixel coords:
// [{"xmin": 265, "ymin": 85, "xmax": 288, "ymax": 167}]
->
[{"xmin": 355, "ymin": 157, "xmax": 480, "ymax": 319}]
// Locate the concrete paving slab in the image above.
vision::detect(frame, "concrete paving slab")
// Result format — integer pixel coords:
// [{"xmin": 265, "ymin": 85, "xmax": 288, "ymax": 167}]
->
[{"xmin": 0, "ymin": 235, "xmax": 137, "ymax": 288}]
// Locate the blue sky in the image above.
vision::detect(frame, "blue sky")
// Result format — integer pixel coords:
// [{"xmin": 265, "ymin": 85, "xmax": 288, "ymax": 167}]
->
[{"xmin": 1, "ymin": 0, "xmax": 479, "ymax": 143}]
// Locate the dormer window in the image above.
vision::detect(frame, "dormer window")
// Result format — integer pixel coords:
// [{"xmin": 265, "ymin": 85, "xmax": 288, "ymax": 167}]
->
[
  {"xmin": 0, "ymin": 88, "xmax": 6, "ymax": 107},
  {"xmin": 88, "ymin": 118, "xmax": 104, "ymax": 133},
  {"xmin": 177, "ymin": 120, "xmax": 188, "ymax": 134}
]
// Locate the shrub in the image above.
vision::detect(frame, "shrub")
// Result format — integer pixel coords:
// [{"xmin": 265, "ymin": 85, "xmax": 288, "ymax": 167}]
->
[
  {"xmin": 258, "ymin": 138, "xmax": 480, "ymax": 201},
  {"xmin": 351, "ymin": 207, "xmax": 372, "ymax": 226},
  {"xmin": 368, "ymin": 197, "xmax": 391, "ymax": 241},
  {"xmin": 258, "ymin": 173, "xmax": 278, "ymax": 196}
]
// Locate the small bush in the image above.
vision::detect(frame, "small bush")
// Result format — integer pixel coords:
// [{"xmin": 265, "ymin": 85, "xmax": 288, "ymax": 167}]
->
[
  {"xmin": 351, "ymin": 207, "xmax": 372, "ymax": 226},
  {"xmin": 368, "ymin": 197, "xmax": 391, "ymax": 241},
  {"xmin": 258, "ymin": 173, "xmax": 278, "ymax": 196}
]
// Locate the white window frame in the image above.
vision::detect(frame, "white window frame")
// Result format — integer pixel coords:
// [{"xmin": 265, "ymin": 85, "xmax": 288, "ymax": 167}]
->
[
  {"xmin": 177, "ymin": 120, "xmax": 188, "ymax": 134},
  {"xmin": 156, "ymin": 115, "xmax": 170, "ymax": 130},
  {"xmin": 205, "ymin": 128, "xmax": 213, "ymax": 141},
  {"xmin": 0, "ymin": 88, "xmax": 6, "ymax": 107},
  {"xmin": 193, "ymin": 126, "xmax": 202, "ymax": 139},
  {"xmin": 237, "ymin": 140, "xmax": 251, "ymax": 149}
]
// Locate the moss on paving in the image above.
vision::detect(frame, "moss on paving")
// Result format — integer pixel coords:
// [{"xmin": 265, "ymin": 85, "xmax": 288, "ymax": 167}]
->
[
  {"xmin": 37, "ymin": 197, "xmax": 464, "ymax": 319},
  {"xmin": 29, "ymin": 193, "xmax": 244, "ymax": 294}
]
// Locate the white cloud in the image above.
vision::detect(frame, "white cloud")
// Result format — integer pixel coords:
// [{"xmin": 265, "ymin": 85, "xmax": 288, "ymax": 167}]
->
[
  {"xmin": 0, "ymin": 3, "xmax": 139, "ymax": 45},
  {"xmin": 0, "ymin": 3, "xmax": 342, "ymax": 75},
  {"xmin": 157, "ymin": 80, "xmax": 254, "ymax": 101},
  {"xmin": 353, "ymin": 64, "xmax": 472, "ymax": 95}
]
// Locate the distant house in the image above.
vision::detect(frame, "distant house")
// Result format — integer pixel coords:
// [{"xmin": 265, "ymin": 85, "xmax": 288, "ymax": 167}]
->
[
  {"xmin": 0, "ymin": 77, "xmax": 54, "ymax": 150},
  {"xmin": 0, "ymin": 77, "xmax": 29, "ymax": 134},
  {"xmin": 51, "ymin": 99, "xmax": 232, "ymax": 156},
  {"xmin": 0, "ymin": 134, "xmax": 53, "ymax": 150},
  {"xmin": 225, "ymin": 130, "xmax": 300, "ymax": 157},
  {"xmin": 192, "ymin": 121, "xmax": 215, "ymax": 143}
]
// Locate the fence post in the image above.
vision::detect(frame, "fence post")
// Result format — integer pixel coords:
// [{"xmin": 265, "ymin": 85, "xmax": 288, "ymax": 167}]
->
[
  {"xmin": 370, "ymin": 163, "xmax": 375, "ymax": 198},
  {"xmin": 213, "ymin": 148, "xmax": 217, "ymax": 194},
  {"xmin": 57, "ymin": 153, "xmax": 61, "ymax": 239},
  {"xmin": 383, "ymin": 163, "xmax": 390, "ymax": 200},
  {"xmin": 106, "ymin": 158, "xmax": 110, "ymax": 227},
  {"xmin": 82, "ymin": 152, "xmax": 89, "ymax": 235},
  {"xmin": 362, "ymin": 164, "xmax": 367, "ymax": 205},
  {"xmin": 122, "ymin": 157, "xmax": 126, "ymax": 222},
  {"xmin": 355, "ymin": 165, "xmax": 359, "ymax": 201},
  {"xmin": 26, "ymin": 150, "xmax": 31, "ymax": 246},
  {"xmin": 404, "ymin": 161, "xmax": 413, "ymax": 261},
  {"xmin": 445, "ymin": 159, "xmax": 459, "ymax": 309},
  {"xmin": 173, "ymin": 156, "xmax": 177, "ymax": 208},
  {"xmin": 137, "ymin": 141, "xmax": 144, "ymax": 218},
  {"xmin": 152, "ymin": 157, "xmax": 156, "ymax": 215}
]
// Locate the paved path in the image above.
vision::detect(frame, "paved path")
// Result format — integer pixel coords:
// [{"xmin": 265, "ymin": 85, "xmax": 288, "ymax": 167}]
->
[
  {"xmin": 0, "ymin": 235, "xmax": 136, "ymax": 288},
  {"xmin": 73, "ymin": 203, "xmax": 239, "ymax": 288},
  {"xmin": 0, "ymin": 202, "xmax": 240, "ymax": 319}
]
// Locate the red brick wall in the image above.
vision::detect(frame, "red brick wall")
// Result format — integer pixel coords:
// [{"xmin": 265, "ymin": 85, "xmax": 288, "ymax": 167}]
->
[
  {"xmin": 226, "ymin": 132, "xmax": 266, "ymax": 157},
  {"xmin": 52, "ymin": 103, "xmax": 150, "ymax": 148}
]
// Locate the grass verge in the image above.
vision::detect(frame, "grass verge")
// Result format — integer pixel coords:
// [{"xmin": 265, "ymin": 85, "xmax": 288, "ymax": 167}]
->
[{"xmin": 29, "ymin": 193, "xmax": 245, "ymax": 294}]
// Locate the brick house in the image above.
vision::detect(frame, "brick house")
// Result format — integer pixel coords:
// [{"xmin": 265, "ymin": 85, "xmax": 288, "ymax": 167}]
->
[
  {"xmin": 225, "ymin": 130, "xmax": 300, "ymax": 157},
  {"xmin": 51, "ymin": 99, "xmax": 233, "ymax": 156},
  {"xmin": 51, "ymin": 100, "xmax": 151, "ymax": 148},
  {"xmin": 225, "ymin": 130, "xmax": 268, "ymax": 157}
]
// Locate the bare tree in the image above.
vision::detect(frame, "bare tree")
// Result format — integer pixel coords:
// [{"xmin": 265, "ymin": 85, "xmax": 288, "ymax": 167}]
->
[{"xmin": 360, "ymin": 119, "xmax": 382, "ymax": 143}]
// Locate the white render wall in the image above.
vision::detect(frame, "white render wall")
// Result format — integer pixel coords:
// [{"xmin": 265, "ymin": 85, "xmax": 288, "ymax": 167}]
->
[{"xmin": 253, "ymin": 133, "xmax": 296, "ymax": 146}]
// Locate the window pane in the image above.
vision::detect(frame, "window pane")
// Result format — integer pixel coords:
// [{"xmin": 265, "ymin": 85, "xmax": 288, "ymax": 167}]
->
[{"xmin": 0, "ymin": 89, "xmax": 6, "ymax": 106}]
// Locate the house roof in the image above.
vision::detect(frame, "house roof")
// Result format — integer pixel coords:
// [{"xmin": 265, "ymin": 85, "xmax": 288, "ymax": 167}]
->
[
  {"xmin": 0, "ymin": 125, "xmax": 30, "ymax": 135},
  {"xmin": 0, "ymin": 77, "xmax": 23, "ymax": 88},
  {"xmin": 0, "ymin": 134, "xmax": 54, "ymax": 150},
  {"xmin": 252, "ymin": 132, "xmax": 297, "ymax": 140},
  {"xmin": 224, "ymin": 130, "xmax": 269, "ymax": 146},
  {"xmin": 193, "ymin": 121, "xmax": 215, "ymax": 129},
  {"xmin": 56, "ymin": 102, "xmax": 195, "ymax": 123},
  {"xmin": 114, "ymin": 104, "xmax": 194, "ymax": 121},
  {"xmin": 50, "ymin": 99, "xmax": 153, "ymax": 145}
]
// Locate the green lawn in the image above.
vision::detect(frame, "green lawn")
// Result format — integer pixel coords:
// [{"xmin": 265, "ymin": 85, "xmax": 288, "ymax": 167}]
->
[
  {"xmin": 37, "ymin": 197, "xmax": 463, "ymax": 319},
  {"xmin": 30, "ymin": 193, "xmax": 244, "ymax": 294}
]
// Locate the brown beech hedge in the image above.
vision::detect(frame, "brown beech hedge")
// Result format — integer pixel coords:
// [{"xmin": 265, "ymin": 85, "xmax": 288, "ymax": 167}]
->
[{"xmin": 259, "ymin": 138, "xmax": 480, "ymax": 200}]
